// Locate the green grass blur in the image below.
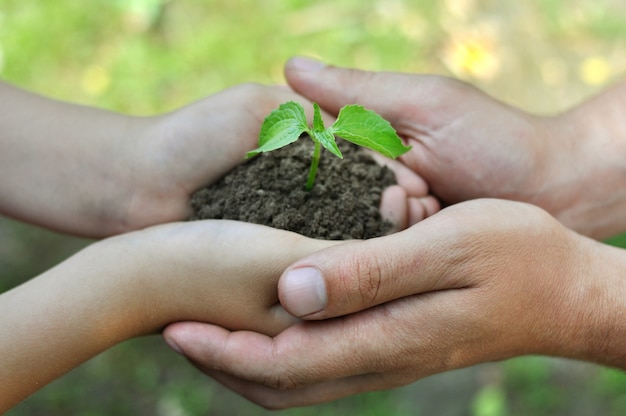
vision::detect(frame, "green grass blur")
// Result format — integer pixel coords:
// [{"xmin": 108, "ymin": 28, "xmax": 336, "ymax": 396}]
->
[{"xmin": 1, "ymin": 0, "xmax": 625, "ymax": 415}]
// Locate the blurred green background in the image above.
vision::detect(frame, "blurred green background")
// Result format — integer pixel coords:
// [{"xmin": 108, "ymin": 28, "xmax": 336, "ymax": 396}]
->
[{"xmin": 1, "ymin": 0, "xmax": 625, "ymax": 414}]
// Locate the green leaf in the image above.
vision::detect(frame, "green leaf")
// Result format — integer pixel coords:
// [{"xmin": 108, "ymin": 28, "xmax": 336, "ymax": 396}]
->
[
  {"xmin": 311, "ymin": 102, "xmax": 342, "ymax": 158},
  {"xmin": 312, "ymin": 102, "xmax": 325, "ymax": 132},
  {"xmin": 311, "ymin": 129, "xmax": 343, "ymax": 159},
  {"xmin": 330, "ymin": 105, "xmax": 411, "ymax": 158},
  {"xmin": 246, "ymin": 101, "xmax": 309, "ymax": 158}
]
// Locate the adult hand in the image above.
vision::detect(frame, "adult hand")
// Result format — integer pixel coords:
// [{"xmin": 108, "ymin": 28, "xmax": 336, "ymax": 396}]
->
[
  {"xmin": 283, "ymin": 57, "xmax": 626, "ymax": 240},
  {"xmin": 164, "ymin": 199, "xmax": 626, "ymax": 408}
]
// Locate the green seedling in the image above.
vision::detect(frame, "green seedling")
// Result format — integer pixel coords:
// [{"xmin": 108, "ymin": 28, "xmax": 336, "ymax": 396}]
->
[{"xmin": 246, "ymin": 101, "xmax": 411, "ymax": 190}]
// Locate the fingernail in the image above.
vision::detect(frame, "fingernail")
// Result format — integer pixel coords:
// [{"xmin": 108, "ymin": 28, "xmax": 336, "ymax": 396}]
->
[
  {"xmin": 165, "ymin": 336, "xmax": 183, "ymax": 355},
  {"xmin": 280, "ymin": 267, "xmax": 327, "ymax": 317},
  {"xmin": 288, "ymin": 56, "xmax": 326, "ymax": 72}
]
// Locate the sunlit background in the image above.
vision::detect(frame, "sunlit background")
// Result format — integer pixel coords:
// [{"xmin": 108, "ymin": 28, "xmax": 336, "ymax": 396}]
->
[{"xmin": 1, "ymin": 0, "xmax": 625, "ymax": 415}]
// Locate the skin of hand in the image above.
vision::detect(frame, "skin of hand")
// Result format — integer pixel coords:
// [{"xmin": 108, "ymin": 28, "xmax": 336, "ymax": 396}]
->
[
  {"xmin": 163, "ymin": 199, "xmax": 626, "ymax": 409},
  {"xmin": 0, "ymin": 220, "xmax": 336, "ymax": 412},
  {"xmin": 0, "ymin": 81, "xmax": 435, "ymax": 238},
  {"xmin": 281, "ymin": 57, "xmax": 626, "ymax": 240},
  {"xmin": 0, "ymin": 78, "xmax": 434, "ymax": 411},
  {"xmin": 0, "ymin": 77, "xmax": 439, "ymax": 411}
]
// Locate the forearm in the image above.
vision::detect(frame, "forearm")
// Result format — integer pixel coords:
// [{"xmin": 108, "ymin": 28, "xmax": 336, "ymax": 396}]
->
[
  {"xmin": 0, "ymin": 81, "xmax": 149, "ymax": 236},
  {"xmin": 0, "ymin": 242, "xmax": 143, "ymax": 412},
  {"xmin": 0, "ymin": 221, "xmax": 330, "ymax": 411},
  {"xmin": 544, "ymin": 79, "xmax": 626, "ymax": 239}
]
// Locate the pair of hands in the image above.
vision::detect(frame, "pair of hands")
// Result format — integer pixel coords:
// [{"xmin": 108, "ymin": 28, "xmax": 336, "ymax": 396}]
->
[
  {"xmin": 161, "ymin": 59, "xmax": 626, "ymax": 408},
  {"xmin": 5, "ymin": 55, "xmax": 624, "ymax": 409}
]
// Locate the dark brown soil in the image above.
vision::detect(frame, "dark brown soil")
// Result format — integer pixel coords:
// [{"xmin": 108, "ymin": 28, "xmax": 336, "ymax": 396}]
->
[{"xmin": 189, "ymin": 138, "xmax": 396, "ymax": 240}]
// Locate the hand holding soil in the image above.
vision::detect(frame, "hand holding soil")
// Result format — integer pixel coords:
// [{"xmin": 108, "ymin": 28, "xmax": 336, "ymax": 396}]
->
[
  {"xmin": 165, "ymin": 59, "xmax": 626, "ymax": 409},
  {"xmin": 190, "ymin": 100, "xmax": 437, "ymax": 239},
  {"xmin": 165, "ymin": 198, "xmax": 626, "ymax": 409}
]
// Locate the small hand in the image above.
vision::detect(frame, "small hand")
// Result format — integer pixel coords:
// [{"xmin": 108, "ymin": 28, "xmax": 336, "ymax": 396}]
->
[
  {"xmin": 0, "ymin": 218, "xmax": 338, "ymax": 410},
  {"xmin": 101, "ymin": 83, "xmax": 437, "ymax": 235},
  {"xmin": 0, "ymin": 82, "xmax": 318, "ymax": 237},
  {"xmin": 106, "ymin": 219, "xmax": 337, "ymax": 337},
  {"xmin": 114, "ymin": 85, "xmax": 315, "ymax": 233}
]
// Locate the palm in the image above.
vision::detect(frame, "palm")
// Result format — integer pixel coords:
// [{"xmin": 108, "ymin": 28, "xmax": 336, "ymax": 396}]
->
[{"xmin": 394, "ymin": 78, "xmax": 549, "ymax": 207}]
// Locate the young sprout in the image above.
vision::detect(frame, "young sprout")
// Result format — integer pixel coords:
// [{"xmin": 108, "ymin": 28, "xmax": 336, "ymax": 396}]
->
[{"xmin": 246, "ymin": 101, "xmax": 411, "ymax": 190}]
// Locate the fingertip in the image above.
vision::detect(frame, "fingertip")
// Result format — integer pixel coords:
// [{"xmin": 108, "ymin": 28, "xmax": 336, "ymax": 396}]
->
[
  {"xmin": 162, "ymin": 321, "xmax": 195, "ymax": 341},
  {"xmin": 278, "ymin": 267, "xmax": 328, "ymax": 318},
  {"xmin": 285, "ymin": 56, "xmax": 327, "ymax": 73},
  {"xmin": 163, "ymin": 321, "xmax": 196, "ymax": 355},
  {"xmin": 284, "ymin": 56, "xmax": 328, "ymax": 97},
  {"xmin": 269, "ymin": 304, "xmax": 303, "ymax": 335},
  {"xmin": 162, "ymin": 321, "xmax": 229, "ymax": 356},
  {"xmin": 408, "ymin": 196, "xmax": 441, "ymax": 225},
  {"xmin": 164, "ymin": 335, "xmax": 184, "ymax": 355},
  {"xmin": 422, "ymin": 196, "xmax": 441, "ymax": 217},
  {"xmin": 380, "ymin": 185, "xmax": 409, "ymax": 231},
  {"xmin": 284, "ymin": 58, "xmax": 350, "ymax": 115},
  {"xmin": 370, "ymin": 153, "xmax": 429, "ymax": 198}
]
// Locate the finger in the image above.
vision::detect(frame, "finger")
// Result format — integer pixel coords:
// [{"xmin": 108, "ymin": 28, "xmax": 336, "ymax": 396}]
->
[
  {"xmin": 380, "ymin": 188, "xmax": 440, "ymax": 230},
  {"xmin": 380, "ymin": 185, "xmax": 408, "ymax": 232},
  {"xmin": 204, "ymin": 366, "xmax": 405, "ymax": 410},
  {"xmin": 408, "ymin": 196, "xmax": 441, "ymax": 226},
  {"xmin": 284, "ymin": 57, "xmax": 417, "ymax": 125},
  {"xmin": 370, "ymin": 152, "xmax": 429, "ymax": 198},
  {"xmin": 375, "ymin": 154, "xmax": 440, "ymax": 229},
  {"xmin": 164, "ymin": 314, "xmax": 398, "ymax": 390},
  {"xmin": 277, "ymin": 214, "xmax": 466, "ymax": 319},
  {"xmin": 163, "ymin": 291, "xmax": 478, "ymax": 409}
]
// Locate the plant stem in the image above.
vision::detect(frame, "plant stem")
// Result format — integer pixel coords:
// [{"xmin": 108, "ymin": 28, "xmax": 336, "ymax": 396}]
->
[{"xmin": 305, "ymin": 140, "xmax": 321, "ymax": 190}]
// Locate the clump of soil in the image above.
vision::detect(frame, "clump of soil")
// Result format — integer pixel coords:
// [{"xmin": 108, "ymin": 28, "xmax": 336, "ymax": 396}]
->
[{"xmin": 190, "ymin": 138, "xmax": 396, "ymax": 240}]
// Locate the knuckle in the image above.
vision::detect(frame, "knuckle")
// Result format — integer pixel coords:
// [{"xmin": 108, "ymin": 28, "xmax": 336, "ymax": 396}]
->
[
  {"xmin": 342, "ymin": 248, "xmax": 385, "ymax": 306},
  {"xmin": 260, "ymin": 371, "xmax": 301, "ymax": 391},
  {"xmin": 258, "ymin": 351, "xmax": 304, "ymax": 392},
  {"xmin": 348, "ymin": 69, "xmax": 379, "ymax": 104}
]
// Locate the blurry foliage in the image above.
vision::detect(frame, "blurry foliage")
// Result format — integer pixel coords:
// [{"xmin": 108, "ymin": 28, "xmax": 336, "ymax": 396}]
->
[
  {"xmin": 1, "ymin": 0, "xmax": 625, "ymax": 414},
  {"xmin": 471, "ymin": 384, "xmax": 507, "ymax": 416}
]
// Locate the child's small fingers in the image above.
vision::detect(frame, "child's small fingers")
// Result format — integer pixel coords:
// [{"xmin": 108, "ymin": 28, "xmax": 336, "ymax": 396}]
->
[
  {"xmin": 408, "ymin": 196, "xmax": 440, "ymax": 226},
  {"xmin": 380, "ymin": 185, "xmax": 409, "ymax": 232},
  {"xmin": 370, "ymin": 153, "xmax": 429, "ymax": 197}
]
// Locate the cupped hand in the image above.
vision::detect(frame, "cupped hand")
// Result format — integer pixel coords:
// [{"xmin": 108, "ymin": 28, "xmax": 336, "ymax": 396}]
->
[
  {"xmin": 109, "ymin": 85, "xmax": 311, "ymax": 234},
  {"xmin": 108, "ymin": 83, "xmax": 437, "ymax": 236},
  {"xmin": 163, "ymin": 199, "xmax": 625, "ymax": 408},
  {"xmin": 282, "ymin": 57, "xmax": 595, "ymax": 235}
]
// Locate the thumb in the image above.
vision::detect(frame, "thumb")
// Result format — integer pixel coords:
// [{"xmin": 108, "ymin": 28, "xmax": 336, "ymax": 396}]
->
[
  {"xmin": 284, "ymin": 57, "xmax": 414, "ymax": 124},
  {"xmin": 278, "ymin": 218, "xmax": 458, "ymax": 319}
]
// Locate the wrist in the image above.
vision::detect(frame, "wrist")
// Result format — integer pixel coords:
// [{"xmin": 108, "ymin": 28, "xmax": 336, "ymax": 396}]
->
[
  {"xmin": 0, "ymin": 82, "xmax": 154, "ymax": 238},
  {"xmin": 590, "ymin": 244, "xmax": 626, "ymax": 368},
  {"xmin": 535, "ymin": 82, "xmax": 626, "ymax": 239},
  {"xmin": 554, "ymin": 238, "xmax": 626, "ymax": 368}
]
